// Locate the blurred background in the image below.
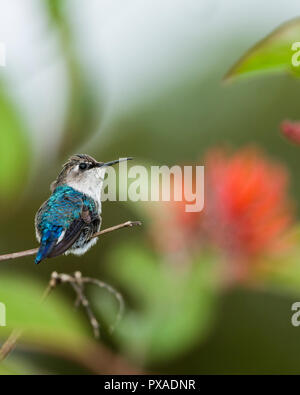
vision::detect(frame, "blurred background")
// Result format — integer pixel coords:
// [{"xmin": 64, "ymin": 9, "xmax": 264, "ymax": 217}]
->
[{"xmin": 1, "ymin": 0, "xmax": 300, "ymax": 374}]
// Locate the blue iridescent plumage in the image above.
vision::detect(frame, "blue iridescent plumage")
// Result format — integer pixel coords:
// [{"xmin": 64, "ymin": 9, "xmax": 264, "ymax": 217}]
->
[{"xmin": 35, "ymin": 184, "xmax": 100, "ymax": 264}]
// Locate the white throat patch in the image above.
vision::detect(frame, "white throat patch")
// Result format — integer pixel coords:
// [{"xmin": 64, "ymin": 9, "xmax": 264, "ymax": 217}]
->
[{"xmin": 67, "ymin": 167, "xmax": 106, "ymax": 213}]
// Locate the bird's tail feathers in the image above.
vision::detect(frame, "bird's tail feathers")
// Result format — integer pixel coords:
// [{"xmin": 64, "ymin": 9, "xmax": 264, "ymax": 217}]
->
[{"xmin": 35, "ymin": 227, "xmax": 63, "ymax": 264}]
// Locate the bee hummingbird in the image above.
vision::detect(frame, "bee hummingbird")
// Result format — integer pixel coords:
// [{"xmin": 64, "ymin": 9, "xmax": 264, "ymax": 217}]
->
[{"xmin": 35, "ymin": 154, "xmax": 132, "ymax": 264}]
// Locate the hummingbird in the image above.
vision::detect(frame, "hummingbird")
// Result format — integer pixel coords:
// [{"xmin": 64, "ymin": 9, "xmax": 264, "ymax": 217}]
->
[{"xmin": 35, "ymin": 154, "xmax": 132, "ymax": 264}]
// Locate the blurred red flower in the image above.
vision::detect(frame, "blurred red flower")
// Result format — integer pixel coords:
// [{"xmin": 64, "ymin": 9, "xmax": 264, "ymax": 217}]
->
[
  {"xmin": 280, "ymin": 120, "xmax": 300, "ymax": 145},
  {"xmin": 147, "ymin": 147, "xmax": 294, "ymax": 280},
  {"xmin": 146, "ymin": 179, "xmax": 202, "ymax": 257},
  {"xmin": 204, "ymin": 148, "xmax": 293, "ymax": 257}
]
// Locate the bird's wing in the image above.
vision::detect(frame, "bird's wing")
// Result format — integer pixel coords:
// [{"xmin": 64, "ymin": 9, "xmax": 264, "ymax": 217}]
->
[
  {"xmin": 35, "ymin": 188, "xmax": 87, "ymax": 264},
  {"xmin": 47, "ymin": 207, "xmax": 92, "ymax": 258}
]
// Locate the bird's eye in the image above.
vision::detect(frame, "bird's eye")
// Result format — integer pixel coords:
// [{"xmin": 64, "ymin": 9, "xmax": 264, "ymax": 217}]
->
[{"xmin": 79, "ymin": 163, "xmax": 88, "ymax": 170}]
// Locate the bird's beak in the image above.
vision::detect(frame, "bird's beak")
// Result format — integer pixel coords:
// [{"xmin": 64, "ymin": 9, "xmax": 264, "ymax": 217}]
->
[{"xmin": 96, "ymin": 157, "xmax": 133, "ymax": 167}]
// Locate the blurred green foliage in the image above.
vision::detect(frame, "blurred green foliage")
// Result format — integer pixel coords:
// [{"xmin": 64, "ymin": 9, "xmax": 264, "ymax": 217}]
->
[
  {"xmin": 0, "ymin": 82, "xmax": 30, "ymax": 205},
  {"xmin": 0, "ymin": 274, "xmax": 88, "ymax": 346},
  {"xmin": 96, "ymin": 245, "xmax": 217, "ymax": 363},
  {"xmin": 0, "ymin": 358, "xmax": 39, "ymax": 375}
]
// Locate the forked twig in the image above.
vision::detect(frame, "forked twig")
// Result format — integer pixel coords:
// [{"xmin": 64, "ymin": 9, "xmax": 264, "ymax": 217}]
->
[
  {"xmin": 46, "ymin": 271, "xmax": 124, "ymax": 338},
  {"xmin": 0, "ymin": 270, "xmax": 125, "ymax": 361}
]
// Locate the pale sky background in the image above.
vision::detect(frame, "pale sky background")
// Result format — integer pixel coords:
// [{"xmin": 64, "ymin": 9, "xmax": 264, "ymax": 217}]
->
[{"xmin": 0, "ymin": 0, "xmax": 300, "ymax": 156}]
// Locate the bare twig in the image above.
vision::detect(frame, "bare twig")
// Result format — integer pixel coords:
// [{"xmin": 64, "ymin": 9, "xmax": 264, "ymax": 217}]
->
[
  {"xmin": 45, "ymin": 271, "xmax": 124, "ymax": 338},
  {"xmin": 81, "ymin": 277, "xmax": 124, "ymax": 334},
  {"xmin": 0, "ymin": 329, "xmax": 23, "ymax": 362},
  {"xmin": 91, "ymin": 220, "xmax": 141, "ymax": 239},
  {"xmin": 0, "ymin": 220, "xmax": 142, "ymax": 263},
  {"xmin": 0, "ymin": 270, "xmax": 125, "ymax": 362},
  {"xmin": 0, "ymin": 248, "xmax": 38, "ymax": 262},
  {"xmin": 71, "ymin": 277, "xmax": 100, "ymax": 338}
]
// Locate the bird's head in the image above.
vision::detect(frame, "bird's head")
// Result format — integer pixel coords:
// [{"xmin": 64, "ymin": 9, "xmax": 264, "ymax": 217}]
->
[{"xmin": 51, "ymin": 154, "xmax": 132, "ymax": 197}]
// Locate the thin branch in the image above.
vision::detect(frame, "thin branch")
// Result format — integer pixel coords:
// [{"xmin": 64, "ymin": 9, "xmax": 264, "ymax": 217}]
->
[
  {"xmin": 91, "ymin": 220, "xmax": 141, "ymax": 239},
  {"xmin": 0, "ymin": 220, "xmax": 142, "ymax": 263},
  {"xmin": 81, "ymin": 277, "xmax": 124, "ymax": 334},
  {"xmin": 0, "ymin": 329, "xmax": 23, "ymax": 362},
  {"xmin": 70, "ymin": 278, "xmax": 100, "ymax": 338},
  {"xmin": 0, "ymin": 248, "xmax": 38, "ymax": 263}
]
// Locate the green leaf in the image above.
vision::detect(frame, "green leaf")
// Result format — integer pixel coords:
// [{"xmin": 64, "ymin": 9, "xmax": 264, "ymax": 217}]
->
[
  {"xmin": 0, "ymin": 82, "xmax": 30, "ymax": 204},
  {"xmin": 224, "ymin": 17, "xmax": 300, "ymax": 81},
  {"xmin": 97, "ymin": 245, "xmax": 217, "ymax": 363},
  {"xmin": 0, "ymin": 274, "xmax": 88, "ymax": 349}
]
